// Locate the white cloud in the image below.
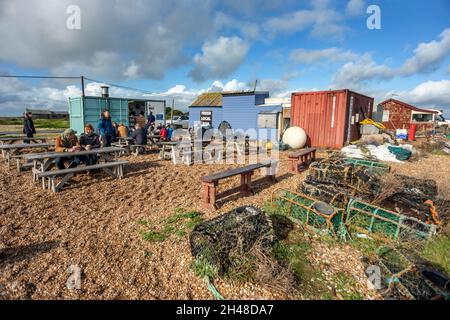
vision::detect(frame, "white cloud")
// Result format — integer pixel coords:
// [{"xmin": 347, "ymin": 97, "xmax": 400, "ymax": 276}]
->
[
  {"xmin": 0, "ymin": 0, "xmax": 217, "ymax": 80},
  {"xmin": 403, "ymin": 80, "xmax": 450, "ymax": 107},
  {"xmin": 264, "ymin": 0, "xmax": 348, "ymax": 39},
  {"xmin": 189, "ymin": 37, "xmax": 250, "ymax": 82},
  {"xmin": 400, "ymin": 28, "xmax": 450, "ymax": 75},
  {"xmin": 345, "ymin": 0, "xmax": 365, "ymax": 16},
  {"xmin": 332, "ymin": 54, "xmax": 393, "ymax": 89},
  {"xmin": 377, "ymin": 80, "xmax": 450, "ymax": 116},
  {"xmin": 290, "ymin": 47, "xmax": 358, "ymax": 64}
]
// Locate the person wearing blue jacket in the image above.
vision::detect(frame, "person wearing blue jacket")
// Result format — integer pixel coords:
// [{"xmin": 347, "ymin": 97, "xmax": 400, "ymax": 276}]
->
[{"xmin": 97, "ymin": 110, "xmax": 114, "ymax": 147}]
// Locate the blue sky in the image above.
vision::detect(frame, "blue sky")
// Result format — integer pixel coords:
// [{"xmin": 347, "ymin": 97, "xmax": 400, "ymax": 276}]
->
[{"xmin": 0, "ymin": 0, "xmax": 449, "ymax": 116}]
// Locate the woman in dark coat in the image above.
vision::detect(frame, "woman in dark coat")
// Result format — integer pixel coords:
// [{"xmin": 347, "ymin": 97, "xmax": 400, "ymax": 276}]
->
[{"xmin": 23, "ymin": 111, "xmax": 36, "ymax": 144}]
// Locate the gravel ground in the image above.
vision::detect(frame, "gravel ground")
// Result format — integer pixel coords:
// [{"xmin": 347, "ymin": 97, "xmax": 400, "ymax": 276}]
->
[{"xmin": 0, "ymin": 145, "xmax": 447, "ymax": 300}]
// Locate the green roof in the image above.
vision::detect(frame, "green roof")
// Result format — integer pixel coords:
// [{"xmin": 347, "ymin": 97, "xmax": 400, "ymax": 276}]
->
[{"xmin": 190, "ymin": 93, "xmax": 222, "ymax": 107}]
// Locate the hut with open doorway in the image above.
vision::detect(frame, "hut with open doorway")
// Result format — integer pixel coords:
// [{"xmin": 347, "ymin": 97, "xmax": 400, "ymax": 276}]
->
[
  {"xmin": 68, "ymin": 86, "xmax": 166, "ymax": 134},
  {"xmin": 376, "ymin": 99, "xmax": 439, "ymax": 132}
]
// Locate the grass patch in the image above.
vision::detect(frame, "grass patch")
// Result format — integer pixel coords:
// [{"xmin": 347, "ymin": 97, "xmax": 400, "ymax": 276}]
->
[
  {"xmin": 0, "ymin": 117, "xmax": 69, "ymax": 129},
  {"xmin": 421, "ymin": 230, "xmax": 450, "ymax": 275},
  {"xmin": 191, "ymin": 255, "xmax": 219, "ymax": 279},
  {"xmin": 139, "ymin": 209, "xmax": 204, "ymax": 243},
  {"xmin": 141, "ymin": 229, "xmax": 167, "ymax": 242},
  {"xmin": 332, "ymin": 272, "xmax": 364, "ymax": 300},
  {"xmin": 272, "ymin": 239, "xmax": 312, "ymax": 282}
]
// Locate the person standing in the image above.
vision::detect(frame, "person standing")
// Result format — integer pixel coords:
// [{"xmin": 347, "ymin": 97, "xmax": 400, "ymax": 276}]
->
[
  {"xmin": 97, "ymin": 110, "xmax": 114, "ymax": 147},
  {"xmin": 23, "ymin": 111, "xmax": 36, "ymax": 144}
]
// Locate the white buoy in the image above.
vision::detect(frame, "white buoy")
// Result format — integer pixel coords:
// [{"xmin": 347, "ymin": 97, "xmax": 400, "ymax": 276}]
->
[{"xmin": 282, "ymin": 127, "xmax": 307, "ymax": 149}]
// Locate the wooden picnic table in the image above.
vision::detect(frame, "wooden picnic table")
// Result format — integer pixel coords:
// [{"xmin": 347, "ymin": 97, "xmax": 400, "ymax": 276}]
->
[
  {"xmin": 22, "ymin": 146, "xmax": 124, "ymax": 183},
  {"xmin": 0, "ymin": 137, "xmax": 50, "ymax": 144},
  {"xmin": 0, "ymin": 137, "xmax": 50, "ymax": 158},
  {"xmin": 158, "ymin": 141, "xmax": 180, "ymax": 160},
  {"xmin": 0, "ymin": 143, "xmax": 52, "ymax": 166},
  {"xmin": 200, "ymin": 161, "xmax": 278, "ymax": 210}
]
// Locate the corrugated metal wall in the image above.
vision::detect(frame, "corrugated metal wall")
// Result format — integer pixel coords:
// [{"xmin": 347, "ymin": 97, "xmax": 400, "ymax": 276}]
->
[
  {"xmin": 188, "ymin": 93, "xmax": 280, "ymax": 141},
  {"xmin": 291, "ymin": 90, "xmax": 373, "ymax": 149},
  {"xmin": 69, "ymin": 97, "xmax": 151, "ymax": 134}
]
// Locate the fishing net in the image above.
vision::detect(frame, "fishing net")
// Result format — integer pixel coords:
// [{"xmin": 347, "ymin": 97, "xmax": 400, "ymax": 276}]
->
[{"xmin": 189, "ymin": 206, "xmax": 273, "ymax": 275}]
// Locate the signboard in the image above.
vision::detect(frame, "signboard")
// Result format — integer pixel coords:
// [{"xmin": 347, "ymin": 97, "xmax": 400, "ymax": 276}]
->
[{"xmin": 200, "ymin": 110, "xmax": 212, "ymax": 127}]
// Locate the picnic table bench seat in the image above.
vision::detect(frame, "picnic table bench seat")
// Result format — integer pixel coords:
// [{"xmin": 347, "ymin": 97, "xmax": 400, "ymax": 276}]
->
[
  {"xmin": 288, "ymin": 148, "xmax": 317, "ymax": 173},
  {"xmin": 201, "ymin": 161, "xmax": 277, "ymax": 210},
  {"xmin": 35, "ymin": 160, "xmax": 128, "ymax": 193}
]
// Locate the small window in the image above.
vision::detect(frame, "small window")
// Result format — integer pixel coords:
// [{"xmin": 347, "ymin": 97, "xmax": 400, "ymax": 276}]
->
[{"xmin": 412, "ymin": 113, "xmax": 433, "ymax": 122}]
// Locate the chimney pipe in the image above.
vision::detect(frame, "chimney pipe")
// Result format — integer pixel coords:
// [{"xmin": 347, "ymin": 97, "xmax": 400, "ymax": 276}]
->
[{"xmin": 101, "ymin": 86, "xmax": 110, "ymax": 98}]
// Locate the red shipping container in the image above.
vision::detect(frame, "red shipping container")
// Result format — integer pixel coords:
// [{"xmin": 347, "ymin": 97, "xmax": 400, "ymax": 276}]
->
[{"xmin": 291, "ymin": 90, "xmax": 374, "ymax": 149}]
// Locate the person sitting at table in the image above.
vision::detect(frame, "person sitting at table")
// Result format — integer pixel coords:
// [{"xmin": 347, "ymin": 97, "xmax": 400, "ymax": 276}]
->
[
  {"xmin": 131, "ymin": 123, "xmax": 147, "ymax": 155},
  {"xmin": 160, "ymin": 125, "xmax": 168, "ymax": 141},
  {"xmin": 112, "ymin": 122, "xmax": 119, "ymax": 142},
  {"xmin": 118, "ymin": 123, "xmax": 128, "ymax": 138},
  {"xmin": 167, "ymin": 125, "xmax": 173, "ymax": 141},
  {"xmin": 55, "ymin": 129, "xmax": 86, "ymax": 170},
  {"xmin": 79, "ymin": 124, "xmax": 100, "ymax": 165}
]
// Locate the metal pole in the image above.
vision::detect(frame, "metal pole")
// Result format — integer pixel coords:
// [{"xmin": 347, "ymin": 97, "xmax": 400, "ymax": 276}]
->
[
  {"xmin": 81, "ymin": 76, "xmax": 85, "ymax": 97},
  {"xmin": 171, "ymin": 99, "xmax": 174, "ymax": 125}
]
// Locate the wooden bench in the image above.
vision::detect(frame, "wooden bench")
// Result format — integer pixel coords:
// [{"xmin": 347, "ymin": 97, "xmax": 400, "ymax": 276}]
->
[
  {"xmin": 288, "ymin": 148, "xmax": 317, "ymax": 173},
  {"xmin": 36, "ymin": 161, "xmax": 128, "ymax": 193},
  {"xmin": 200, "ymin": 162, "xmax": 277, "ymax": 210},
  {"xmin": 11, "ymin": 155, "xmax": 35, "ymax": 172}
]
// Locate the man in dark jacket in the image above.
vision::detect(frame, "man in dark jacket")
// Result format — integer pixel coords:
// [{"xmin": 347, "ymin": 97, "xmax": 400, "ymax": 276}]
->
[
  {"xmin": 80, "ymin": 124, "xmax": 101, "ymax": 165},
  {"xmin": 97, "ymin": 110, "xmax": 114, "ymax": 147},
  {"xmin": 131, "ymin": 123, "xmax": 147, "ymax": 155},
  {"xmin": 23, "ymin": 111, "xmax": 36, "ymax": 144}
]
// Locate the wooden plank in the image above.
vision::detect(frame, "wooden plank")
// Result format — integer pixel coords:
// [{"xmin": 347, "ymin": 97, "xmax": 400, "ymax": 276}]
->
[
  {"xmin": 0, "ymin": 143, "xmax": 51, "ymax": 150},
  {"xmin": 289, "ymin": 148, "xmax": 317, "ymax": 158},
  {"xmin": 22, "ymin": 147, "xmax": 123, "ymax": 161}
]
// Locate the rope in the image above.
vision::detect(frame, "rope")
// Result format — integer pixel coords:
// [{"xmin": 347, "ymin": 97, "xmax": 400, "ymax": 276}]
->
[{"xmin": 205, "ymin": 276, "xmax": 225, "ymax": 300}]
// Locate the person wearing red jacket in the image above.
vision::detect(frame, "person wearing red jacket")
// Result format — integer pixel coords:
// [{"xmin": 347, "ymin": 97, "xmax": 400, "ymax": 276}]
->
[{"xmin": 160, "ymin": 126, "xmax": 168, "ymax": 141}]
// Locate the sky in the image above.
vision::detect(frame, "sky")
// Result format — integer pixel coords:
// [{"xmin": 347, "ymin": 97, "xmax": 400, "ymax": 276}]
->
[{"xmin": 0, "ymin": 0, "xmax": 450, "ymax": 116}]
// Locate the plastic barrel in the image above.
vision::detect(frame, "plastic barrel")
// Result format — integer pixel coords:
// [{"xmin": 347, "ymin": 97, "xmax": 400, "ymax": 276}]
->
[{"xmin": 408, "ymin": 124, "xmax": 416, "ymax": 141}]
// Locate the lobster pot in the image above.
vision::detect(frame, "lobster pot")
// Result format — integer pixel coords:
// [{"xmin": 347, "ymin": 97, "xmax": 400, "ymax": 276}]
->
[
  {"xmin": 273, "ymin": 190, "xmax": 345, "ymax": 236},
  {"xmin": 343, "ymin": 158, "xmax": 391, "ymax": 174},
  {"xmin": 376, "ymin": 247, "xmax": 446, "ymax": 300},
  {"xmin": 346, "ymin": 200, "xmax": 437, "ymax": 243},
  {"xmin": 189, "ymin": 206, "xmax": 273, "ymax": 275},
  {"xmin": 300, "ymin": 180, "xmax": 352, "ymax": 209},
  {"xmin": 307, "ymin": 160, "xmax": 381, "ymax": 194}
]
